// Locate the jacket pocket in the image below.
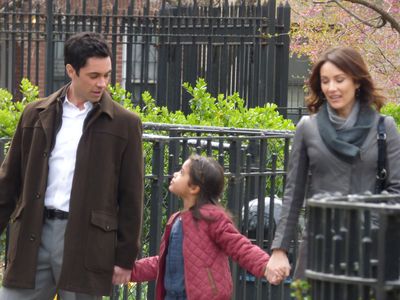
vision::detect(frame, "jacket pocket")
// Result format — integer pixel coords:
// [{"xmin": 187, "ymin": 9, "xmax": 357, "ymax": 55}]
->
[
  {"xmin": 85, "ymin": 211, "xmax": 118, "ymax": 272},
  {"xmin": 206, "ymin": 267, "xmax": 219, "ymax": 296},
  {"xmin": 7, "ymin": 204, "xmax": 24, "ymax": 264}
]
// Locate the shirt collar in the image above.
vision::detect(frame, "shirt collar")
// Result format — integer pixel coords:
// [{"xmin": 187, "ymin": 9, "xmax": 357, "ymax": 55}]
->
[{"xmin": 64, "ymin": 94, "xmax": 93, "ymax": 113}]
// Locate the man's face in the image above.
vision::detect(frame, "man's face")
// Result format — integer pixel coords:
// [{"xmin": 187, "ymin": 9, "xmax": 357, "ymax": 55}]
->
[{"xmin": 66, "ymin": 56, "xmax": 112, "ymax": 103}]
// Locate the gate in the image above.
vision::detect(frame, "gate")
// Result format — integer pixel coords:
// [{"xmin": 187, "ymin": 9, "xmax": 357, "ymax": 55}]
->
[
  {"xmin": 307, "ymin": 194, "xmax": 400, "ymax": 300},
  {"xmin": 0, "ymin": 124, "xmax": 298, "ymax": 300},
  {"xmin": 0, "ymin": 0, "xmax": 290, "ymax": 113}
]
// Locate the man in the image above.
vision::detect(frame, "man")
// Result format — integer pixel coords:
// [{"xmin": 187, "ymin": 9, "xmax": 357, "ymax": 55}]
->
[{"xmin": 0, "ymin": 32, "xmax": 144, "ymax": 299}]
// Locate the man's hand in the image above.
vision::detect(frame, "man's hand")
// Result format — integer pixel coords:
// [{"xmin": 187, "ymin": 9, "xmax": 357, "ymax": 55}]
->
[
  {"xmin": 265, "ymin": 249, "xmax": 291, "ymax": 285},
  {"xmin": 112, "ymin": 265, "xmax": 131, "ymax": 285}
]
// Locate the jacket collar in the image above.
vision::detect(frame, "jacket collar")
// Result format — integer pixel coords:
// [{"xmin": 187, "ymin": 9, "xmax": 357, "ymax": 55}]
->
[
  {"xmin": 36, "ymin": 83, "xmax": 115, "ymax": 119},
  {"xmin": 166, "ymin": 212, "xmax": 181, "ymax": 227}
]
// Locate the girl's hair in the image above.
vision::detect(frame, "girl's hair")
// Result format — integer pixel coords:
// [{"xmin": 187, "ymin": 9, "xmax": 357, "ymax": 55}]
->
[
  {"xmin": 187, "ymin": 154, "xmax": 225, "ymax": 221},
  {"xmin": 306, "ymin": 46, "xmax": 386, "ymax": 114}
]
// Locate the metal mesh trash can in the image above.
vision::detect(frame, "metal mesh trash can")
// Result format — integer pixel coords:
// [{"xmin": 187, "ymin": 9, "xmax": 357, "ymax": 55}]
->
[
  {"xmin": 0, "ymin": 138, "xmax": 9, "ymax": 164},
  {"xmin": 306, "ymin": 194, "xmax": 400, "ymax": 300},
  {"xmin": 240, "ymin": 197, "xmax": 295, "ymax": 300}
]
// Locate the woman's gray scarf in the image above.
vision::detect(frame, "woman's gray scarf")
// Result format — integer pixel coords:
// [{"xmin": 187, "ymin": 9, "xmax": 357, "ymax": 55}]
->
[{"xmin": 317, "ymin": 102, "xmax": 374, "ymax": 163}]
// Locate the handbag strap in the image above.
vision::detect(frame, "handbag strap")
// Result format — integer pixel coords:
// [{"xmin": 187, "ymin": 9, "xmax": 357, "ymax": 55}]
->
[{"xmin": 375, "ymin": 115, "xmax": 387, "ymax": 194}]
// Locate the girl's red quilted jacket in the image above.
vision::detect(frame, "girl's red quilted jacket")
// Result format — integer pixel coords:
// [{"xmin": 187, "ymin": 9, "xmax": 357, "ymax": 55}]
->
[{"xmin": 131, "ymin": 204, "xmax": 270, "ymax": 300}]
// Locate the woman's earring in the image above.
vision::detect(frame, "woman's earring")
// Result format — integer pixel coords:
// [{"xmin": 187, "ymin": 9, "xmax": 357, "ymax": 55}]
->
[{"xmin": 355, "ymin": 88, "xmax": 360, "ymax": 100}]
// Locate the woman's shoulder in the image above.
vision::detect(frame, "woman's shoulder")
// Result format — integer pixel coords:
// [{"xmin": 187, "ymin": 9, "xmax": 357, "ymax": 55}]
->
[
  {"xmin": 381, "ymin": 114, "xmax": 397, "ymax": 126},
  {"xmin": 370, "ymin": 112, "xmax": 397, "ymax": 131},
  {"xmin": 298, "ymin": 114, "xmax": 318, "ymax": 126},
  {"xmin": 295, "ymin": 114, "xmax": 319, "ymax": 136},
  {"xmin": 380, "ymin": 114, "xmax": 400, "ymax": 138}
]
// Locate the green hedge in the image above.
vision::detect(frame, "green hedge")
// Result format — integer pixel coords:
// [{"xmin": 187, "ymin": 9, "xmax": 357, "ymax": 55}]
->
[{"xmin": 1, "ymin": 78, "xmax": 295, "ymax": 140}]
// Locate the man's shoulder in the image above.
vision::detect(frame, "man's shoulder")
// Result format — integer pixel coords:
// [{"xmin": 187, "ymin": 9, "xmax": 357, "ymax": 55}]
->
[
  {"xmin": 103, "ymin": 92, "xmax": 141, "ymax": 122},
  {"xmin": 103, "ymin": 101, "xmax": 143, "ymax": 140},
  {"xmin": 23, "ymin": 86, "xmax": 64, "ymax": 114},
  {"xmin": 21, "ymin": 97, "xmax": 55, "ymax": 118},
  {"xmin": 111, "ymin": 101, "xmax": 141, "ymax": 121}
]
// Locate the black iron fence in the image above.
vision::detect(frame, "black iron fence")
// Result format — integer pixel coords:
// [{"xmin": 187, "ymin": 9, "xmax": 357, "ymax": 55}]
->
[
  {"xmin": 307, "ymin": 194, "xmax": 400, "ymax": 300},
  {"xmin": 0, "ymin": 124, "xmax": 297, "ymax": 299},
  {"xmin": 0, "ymin": 0, "xmax": 291, "ymax": 114}
]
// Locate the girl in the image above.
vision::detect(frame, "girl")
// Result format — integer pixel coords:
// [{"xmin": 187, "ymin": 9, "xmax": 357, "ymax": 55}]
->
[
  {"xmin": 266, "ymin": 46, "xmax": 400, "ymax": 285},
  {"xmin": 131, "ymin": 155, "xmax": 270, "ymax": 300}
]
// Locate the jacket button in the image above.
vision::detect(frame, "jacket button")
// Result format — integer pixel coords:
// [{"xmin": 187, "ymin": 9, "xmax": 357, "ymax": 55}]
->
[
  {"xmin": 43, "ymin": 152, "xmax": 47, "ymax": 158},
  {"xmin": 106, "ymin": 225, "xmax": 110, "ymax": 230},
  {"xmin": 35, "ymin": 193, "xmax": 41, "ymax": 199},
  {"xmin": 29, "ymin": 234, "xmax": 36, "ymax": 241}
]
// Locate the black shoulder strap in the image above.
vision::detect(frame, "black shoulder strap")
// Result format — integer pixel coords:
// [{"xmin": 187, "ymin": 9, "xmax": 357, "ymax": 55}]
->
[{"xmin": 375, "ymin": 116, "xmax": 387, "ymax": 194}]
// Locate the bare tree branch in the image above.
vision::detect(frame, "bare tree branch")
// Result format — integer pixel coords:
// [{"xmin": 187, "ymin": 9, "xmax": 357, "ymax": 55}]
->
[
  {"xmin": 331, "ymin": 0, "xmax": 386, "ymax": 28},
  {"xmin": 343, "ymin": 0, "xmax": 400, "ymax": 34},
  {"xmin": 313, "ymin": 0, "xmax": 400, "ymax": 34}
]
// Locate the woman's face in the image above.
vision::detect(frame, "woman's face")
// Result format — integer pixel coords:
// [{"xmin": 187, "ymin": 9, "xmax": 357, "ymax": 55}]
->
[{"xmin": 320, "ymin": 61, "xmax": 360, "ymax": 118}]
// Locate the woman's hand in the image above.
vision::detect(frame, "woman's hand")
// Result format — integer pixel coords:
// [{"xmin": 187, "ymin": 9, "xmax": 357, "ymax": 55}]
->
[{"xmin": 265, "ymin": 249, "xmax": 291, "ymax": 285}]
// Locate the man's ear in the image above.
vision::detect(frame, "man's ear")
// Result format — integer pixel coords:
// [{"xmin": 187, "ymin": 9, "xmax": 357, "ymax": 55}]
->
[{"xmin": 65, "ymin": 64, "xmax": 76, "ymax": 79}]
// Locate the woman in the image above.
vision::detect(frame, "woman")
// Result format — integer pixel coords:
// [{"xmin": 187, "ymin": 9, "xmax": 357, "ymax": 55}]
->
[{"xmin": 265, "ymin": 46, "xmax": 400, "ymax": 285}]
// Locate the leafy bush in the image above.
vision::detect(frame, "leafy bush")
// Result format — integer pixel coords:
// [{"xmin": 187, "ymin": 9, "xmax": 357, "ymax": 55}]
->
[
  {"xmin": 184, "ymin": 78, "xmax": 294, "ymax": 130},
  {"xmin": 114, "ymin": 78, "xmax": 295, "ymax": 131},
  {"xmin": 1, "ymin": 78, "xmax": 295, "ymax": 139},
  {"xmin": 0, "ymin": 79, "xmax": 39, "ymax": 139},
  {"xmin": 291, "ymin": 279, "xmax": 311, "ymax": 300},
  {"xmin": 381, "ymin": 102, "xmax": 400, "ymax": 129}
]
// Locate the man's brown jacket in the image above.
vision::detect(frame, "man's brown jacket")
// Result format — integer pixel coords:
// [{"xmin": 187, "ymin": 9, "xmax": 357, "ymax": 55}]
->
[{"xmin": 0, "ymin": 84, "xmax": 144, "ymax": 295}]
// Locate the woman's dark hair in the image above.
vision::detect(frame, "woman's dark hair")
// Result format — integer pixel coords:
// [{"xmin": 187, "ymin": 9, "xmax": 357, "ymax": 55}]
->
[
  {"xmin": 187, "ymin": 155, "xmax": 225, "ymax": 221},
  {"xmin": 64, "ymin": 32, "xmax": 111, "ymax": 75},
  {"xmin": 306, "ymin": 46, "xmax": 385, "ymax": 114}
]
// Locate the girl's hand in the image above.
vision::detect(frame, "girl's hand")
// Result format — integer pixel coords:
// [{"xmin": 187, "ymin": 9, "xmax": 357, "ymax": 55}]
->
[
  {"xmin": 112, "ymin": 265, "xmax": 132, "ymax": 285},
  {"xmin": 265, "ymin": 249, "xmax": 291, "ymax": 285}
]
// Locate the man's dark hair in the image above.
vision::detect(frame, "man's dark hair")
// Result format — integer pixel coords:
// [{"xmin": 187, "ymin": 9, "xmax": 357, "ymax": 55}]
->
[{"xmin": 64, "ymin": 32, "xmax": 111, "ymax": 75}]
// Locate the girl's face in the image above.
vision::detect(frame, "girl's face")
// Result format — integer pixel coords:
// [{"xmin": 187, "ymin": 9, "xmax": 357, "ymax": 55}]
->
[
  {"xmin": 320, "ymin": 61, "xmax": 360, "ymax": 118},
  {"xmin": 169, "ymin": 159, "xmax": 193, "ymax": 198}
]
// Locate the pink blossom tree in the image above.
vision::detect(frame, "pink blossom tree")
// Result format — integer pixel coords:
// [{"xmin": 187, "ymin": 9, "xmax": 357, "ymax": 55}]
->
[{"xmin": 289, "ymin": 0, "xmax": 400, "ymax": 100}]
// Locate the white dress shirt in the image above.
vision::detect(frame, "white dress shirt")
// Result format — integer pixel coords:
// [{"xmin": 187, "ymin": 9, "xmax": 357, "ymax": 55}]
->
[{"xmin": 44, "ymin": 96, "xmax": 93, "ymax": 212}]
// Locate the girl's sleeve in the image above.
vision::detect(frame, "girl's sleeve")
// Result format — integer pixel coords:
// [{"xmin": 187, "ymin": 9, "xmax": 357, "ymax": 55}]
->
[
  {"xmin": 383, "ymin": 116, "xmax": 400, "ymax": 196},
  {"xmin": 131, "ymin": 256, "xmax": 159, "ymax": 282},
  {"xmin": 271, "ymin": 116, "xmax": 310, "ymax": 252},
  {"xmin": 210, "ymin": 214, "xmax": 270, "ymax": 278}
]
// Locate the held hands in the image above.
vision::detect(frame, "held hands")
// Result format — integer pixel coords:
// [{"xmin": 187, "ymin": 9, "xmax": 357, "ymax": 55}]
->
[
  {"xmin": 265, "ymin": 249, "xmax": 291, "ymax": 285},
  {"xmin": 112, "ymin": 265, "xmax": 132, "ymax": 285}
]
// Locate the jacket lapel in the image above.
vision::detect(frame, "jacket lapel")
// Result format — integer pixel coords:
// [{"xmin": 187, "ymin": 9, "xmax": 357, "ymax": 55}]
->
[
  {"xmin": 36, "ymin": 85, "xmax": 68, "ymax": 150},
  {"xmin": 83, "ymin": 91, "xmax": 114, "ymax": 130}
]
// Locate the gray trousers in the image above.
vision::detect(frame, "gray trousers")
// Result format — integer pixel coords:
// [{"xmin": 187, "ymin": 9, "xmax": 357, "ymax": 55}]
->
[{"xmin": 0, "ymin": 219, "xmax": 101, "ymax": 300}]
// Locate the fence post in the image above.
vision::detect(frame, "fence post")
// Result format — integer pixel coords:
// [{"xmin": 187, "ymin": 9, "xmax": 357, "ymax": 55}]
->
[
  {"xmin": 45, "ymin": 0, "xmax": 54, "ymax": 96},
  {"xmin": 148, "ymin": 140, "xmax": 165, "ymax": 300},
  {"xmin": 227, "ymin": 138, "xmax": 242, "ymax": 300},
  {"xmin": 275, "ymin": 2, "xmax": 291, "ymax": 118},
  {"xmin": 265, "ymin": 0, "xmax": 276, "ymax": 104}
]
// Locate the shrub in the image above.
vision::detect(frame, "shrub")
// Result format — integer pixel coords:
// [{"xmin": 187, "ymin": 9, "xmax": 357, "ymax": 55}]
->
[
  {"xmin": 0, "ymin": 79, "xmax": 39, "ymax": 139},
  {"xmin": 381, "ymin": 102, "xmax": 400, "ymax": 130}
]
